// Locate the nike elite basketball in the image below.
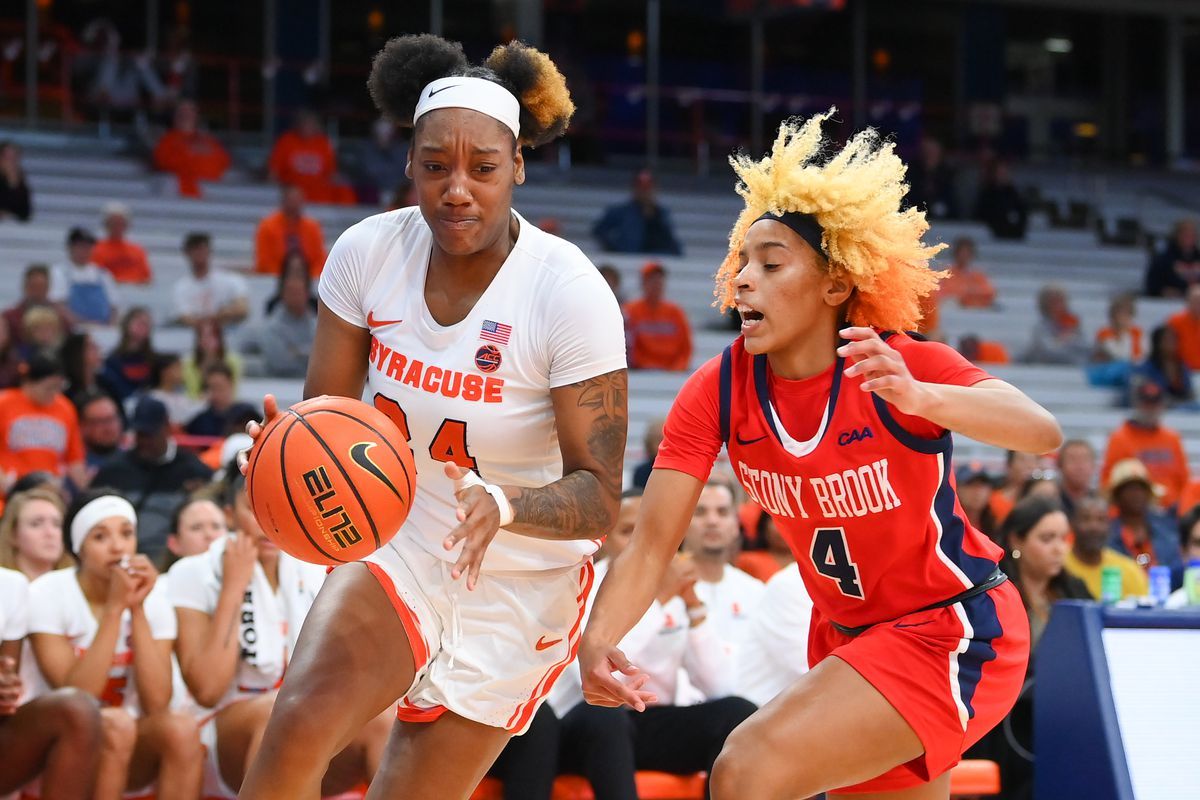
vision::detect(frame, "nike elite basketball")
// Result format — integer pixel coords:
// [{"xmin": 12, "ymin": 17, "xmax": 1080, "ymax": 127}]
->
[{"xmin": 246, "ymin": 396, "xmax": 416, "ymax": 565}]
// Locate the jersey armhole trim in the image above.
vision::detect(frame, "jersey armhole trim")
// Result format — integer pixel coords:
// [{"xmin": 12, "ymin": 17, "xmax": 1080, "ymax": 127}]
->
[
  {"xmin": 719, "ymin": 344, "xmax": 733, "ymax": 446},
  {"xmin": 870, "ymin": 393, "xmax": 952, "ymax": 454}
]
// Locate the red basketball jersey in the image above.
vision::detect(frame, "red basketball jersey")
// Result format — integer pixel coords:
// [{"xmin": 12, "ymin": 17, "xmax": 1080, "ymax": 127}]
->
[{"xmin": 656, "ymin": 334, "xmax": 1003, "ymax": 629}]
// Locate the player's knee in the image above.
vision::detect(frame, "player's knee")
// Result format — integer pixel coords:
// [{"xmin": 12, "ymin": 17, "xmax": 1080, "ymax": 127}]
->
[
  {"xmin": 154, "ymin": 711, "xmax": 203, "ymax": 762},
  {"xmin": 100, "ymin": 707, "xmax": 137, "ymax": 760},
  {"xmin": 45, "ymin": 688, "xmax": 102, "ymax": 743}
]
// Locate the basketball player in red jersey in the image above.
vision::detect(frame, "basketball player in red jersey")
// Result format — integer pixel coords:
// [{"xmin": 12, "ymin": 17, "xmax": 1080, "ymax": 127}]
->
[
  {"xmin": 236, "ymin": 36, "xmax": 627, "ymax": 799},
  {"xmin": 580, "ymin": 110, "xmax": 1062, "ymax": 800}
]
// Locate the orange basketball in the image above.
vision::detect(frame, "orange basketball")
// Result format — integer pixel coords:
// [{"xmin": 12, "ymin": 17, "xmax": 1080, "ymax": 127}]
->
[{"xmin": 245, "ymin": 395, "xmax": 416, "ymax": 565}]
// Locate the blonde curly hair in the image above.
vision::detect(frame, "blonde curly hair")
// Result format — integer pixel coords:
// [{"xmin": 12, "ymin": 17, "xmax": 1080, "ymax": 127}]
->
[{"xmin": 716, "ymin": 109, "xmax": 946, "ymax": 332}]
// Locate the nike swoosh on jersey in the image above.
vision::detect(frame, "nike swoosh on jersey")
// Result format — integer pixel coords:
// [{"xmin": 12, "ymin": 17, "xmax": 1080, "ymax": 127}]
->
[
  {"xmin": 366, "ymin": 311, "xmax": 403, "ymax": 328},
  {"xmin": 534, "ymin": 635, "xmax": 562, "ymax": 651},
  {"xmin": 349, "ymin": 442, "xmax": 403, "ymax": 499},
  {"xmin": 428, "ymin": 84, "xmax": 460, "ymax": 97},
  {"xmin": 735, "ymin": 433, "xmax": 768, "ymax": 446}
]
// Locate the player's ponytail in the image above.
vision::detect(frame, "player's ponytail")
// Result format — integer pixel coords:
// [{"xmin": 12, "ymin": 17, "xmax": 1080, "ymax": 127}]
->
[
  {"xmin": 484, "ymin": 41, "xmax": 574, "ymax": 148},
  {"xmin": 367, "ymin": 34, "xmax": 469, "ymax": 125}
]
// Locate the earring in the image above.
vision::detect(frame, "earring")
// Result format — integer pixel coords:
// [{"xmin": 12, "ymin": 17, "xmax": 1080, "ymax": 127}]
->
[{"xmin": 1012, "ymin": 549, "xmax": 1021, "ymax": 559}]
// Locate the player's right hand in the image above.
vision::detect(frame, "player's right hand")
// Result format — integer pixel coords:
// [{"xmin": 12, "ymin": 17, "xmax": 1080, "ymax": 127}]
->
[
  {"xmin": 106, "ymin": 559, "xmax": 140, "ymax": 610},
  {"xmin": 222, "ymin": 527, "xmax": 259, "ymax": 592},
  {"xmin": 0, "ymin": 656, "xmax": 22, "ymax": 716},
  {"xmin": 238, "ymin": 394, "xmax": 281, "ymax": 475},
  {"xmin": 662, "ymin": 552, "xmax": 698, "ymax": 601},
  {"xmin": 578, "ymin": 638, "xmax": 658, "ymax": 712}
]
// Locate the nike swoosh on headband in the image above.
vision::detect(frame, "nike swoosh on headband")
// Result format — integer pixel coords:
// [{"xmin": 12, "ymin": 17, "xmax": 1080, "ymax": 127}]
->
[{"xmin": 428, "ymin": 84, "xmax": 460, "ymax": 98}]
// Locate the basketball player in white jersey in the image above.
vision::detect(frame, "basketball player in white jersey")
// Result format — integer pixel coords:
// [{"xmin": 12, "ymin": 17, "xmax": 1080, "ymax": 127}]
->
[{"xmin": 237, "ymin": 35, "xmax": 627, "ymax": 799}]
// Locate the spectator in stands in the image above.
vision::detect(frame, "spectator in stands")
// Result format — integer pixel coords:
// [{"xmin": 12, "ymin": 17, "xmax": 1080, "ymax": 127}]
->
[
  {"xmin": 242, "ymin": 268, "xmax": 317, "ymax": 379},
  {"xmin": 592, "ymin": 169, "xmax": 683, "ymax": 255},
  {"xmin": 736, "ymin": 511, "xmax": 797, "ymax": 583},
  {"xmin": 1134, "ymin": 324, "xmax": 1194, "ymax": 406},
  {"xmin": 254, "ymin": 185, "xmax": 327, "ymax": 278},
  {"xmin": 1020, "ymin": 470, "xmax": 1062, "ymax": 503},
  {"xmin": 56, "ymin": 228, "xmax": 120, "ymax": 325},
  {"xmin": 76, "ymin": 392, "xmax": 124, "ymax": 470},
  {"xmin": 92, "ymin": 396, "xmax": 213, "ymax": 560},
  {"xmin": 263, "ymin": 252, "xmax": 318, "ymax": 316},
  {"xmin": 1166, "ymin": 283, "xmax": 1200, "ymax": 370},
  {"xmin": 100, "ymin": 306, "xmax": 157, "ymax": 403},
  {"xmin": 1065, "ymin": 492, "xmax": 1148, "ymax": 600},
  {"xmin": 1056, "ymin": 438, "xmax": 1096, "ymax": 518},
  {"xmin": 0, "ymin": 140, "xmax": 32, "ymax": 221},
  {"xmin": 1166, "ymin": 505, "xmax": 1200, "ymax": 607},
  {"xmin": 0, "ymin": 317, "xmax": 21, "ymax": 390},
  {"xmin": 182, "ymin": 317, "xmax": 241, "ymax": 398},
  {"xmin": 173, "ymin": 232, "xmax": 249, "ymax": 327},
  {"xmin": 61, "ymin": 331, "xmax": 120, "ymax": 410},
  {"xmin": 0, "ymin": 486, "xmax": 72, "ymax": 580},
  {"xmin": 735, "ymin": 564, "xmax": 812, "ymax": 708},
  {"xmin": 1023, "ymin": 284, "xmax": 1087, "ymax": 365},
  {"xmin": 624, "ymin": 263, "xmax": 692, "ymax": 371},
  {"xmin": 140, "ymin": 353, "xmax": 199, "ymax": 429},
  {"xmin": 267, "ymin": 110, "xmax": 355, "ymax": 205},
  {"xmin": 545, "ymin": 489, "xmax": 756, "ymax": 800},
  {"xmin": 18, "ymin": 306, "xmax": 67, "ymax": 364},
  {"xmin": 161, "ymin": 493, "xmax": 227, "ymax": 571},
  {"xmin": 0, "ymin": 355, "xmax": 88, "ymax": 492},
  {"xmin": 974, "ymin": 159, "xmax": 1027, "ymax": 240},
  {"xmin": 1106, "ymin": 457, "xmax": 1183, "ymax": 585},
  {"xmin": 990, "ymin": 450, "xmax": 1038, "ymax": 527},
  {"xmin": 937, "ymin": 237, "xmax": 996, "ymax": 308},
  {"xmin": 152, "ymin": 99, "xmax": 230, "ymax": 198},
  {"xmin": 27, "ymin": 486, "xmax": 204, "ymax": 799},
  {"xmin": 92, "ymin": 202, "xmax": 151, "ymax": 284},
  {"xmin": 185, "ymin": 363, "xmax": 255, "ymax": 439},
  {"xmin": 1101, "ymin": 380, "xmax": 1190, "ymax": 511},
  {"xmin": 630, "ymin": 417, "xmax": 664, "ymax": 489},
  {"xmin": 1088, "ymin": 293, "xmax": 1142, "ymax": 388},
  {"xmin": 957, "ymin": 334, "xmax": 1010, "ymax": 365},
  {"xmin": 957, "ymin": 462, "xmax": 999, "ymax": 546},
  {"xmin": 905, "ymin": 136, "xmax": 958, "ymax": 220},
  {"xmin": 1143, "ymin": 218, "xmax": 1200, "ymax": 298},
  {"xmin": 355, "ymin": 117, "xmax": 408, "ymax": 206},
  {"xmin": 3, "ymin": 264, "xmax": 72, "ymax": 348},
  {"xmin": 598, "ymin": 263, "xmax": 623, "ymax": 305}
]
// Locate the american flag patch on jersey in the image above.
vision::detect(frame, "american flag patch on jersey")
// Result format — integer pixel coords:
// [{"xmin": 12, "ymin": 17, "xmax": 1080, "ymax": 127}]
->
[{"xmin": 480, "ymin": 319, "xmax": 512, "ymax": 346}]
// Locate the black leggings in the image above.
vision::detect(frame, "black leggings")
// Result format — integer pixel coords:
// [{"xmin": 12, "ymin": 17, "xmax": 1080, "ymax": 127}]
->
[{"xmin": 488, "ymin": 703, "xmax": 562, "ymax": 800}]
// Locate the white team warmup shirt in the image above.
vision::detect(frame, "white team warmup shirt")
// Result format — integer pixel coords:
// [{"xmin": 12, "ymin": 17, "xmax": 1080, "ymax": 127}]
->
[
  {"xmin": 676, "ymin": 563, "xmax": 765, "ymax": 704},
  {"xmin": 26, "ymin": 567, "xmax": 176, "ymax": 716},
  {"xmin": 168, "ymin": 537, "xmax": 326, "ymax": 712},
  {"xmin": 319, "ymin": 207, "xmax": 627, "ymax": 573},
  {"xmin": 0, "ymin": 567, "xmax": 29, "ymax": 643},
  {"xmin": 735, "ymin": 564, "xmax": 813, "ymax": 707}
]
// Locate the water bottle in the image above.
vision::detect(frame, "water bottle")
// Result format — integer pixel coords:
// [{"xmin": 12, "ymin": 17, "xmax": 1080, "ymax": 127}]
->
[
  {"xmin": 1100, "ymin": 566, "xmax": 1123, "ymax": 604},
  {"xmin": 1185, "ymin": 559, "xmax": 1200, "ymax": 606},
  {"xmin": 1148, "ymin": 565, "xmax": 1172, "ymax": 606}
]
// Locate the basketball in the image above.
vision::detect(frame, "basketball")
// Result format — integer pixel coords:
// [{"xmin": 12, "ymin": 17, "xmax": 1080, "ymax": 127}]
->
[{"xmin": 245, "ymin": 395, "xmax": 416, "ymax": 565}]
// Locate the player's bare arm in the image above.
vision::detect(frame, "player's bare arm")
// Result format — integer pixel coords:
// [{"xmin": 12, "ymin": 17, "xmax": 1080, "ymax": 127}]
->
[{"xmin": 838, "ymin": 326, "xmax": 1062, "ymax": 453}]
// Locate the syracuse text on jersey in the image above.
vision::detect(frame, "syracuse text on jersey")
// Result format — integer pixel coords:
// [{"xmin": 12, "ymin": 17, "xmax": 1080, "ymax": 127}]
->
[
  {"xmin": 371, "ymin": 337, "xmax": 504, "ymax": 403},
  {"xmin": 735, "ymin": 457, "xmax": 903, "ymax": 520}
]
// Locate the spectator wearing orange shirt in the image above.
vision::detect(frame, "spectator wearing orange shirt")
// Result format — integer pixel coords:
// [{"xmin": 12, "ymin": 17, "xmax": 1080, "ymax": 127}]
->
[
  {"xmin": 91, "ymin": 202, "xmax": 152, "ymax": 284},
  {"xmin": 989, "ymin": 449, "xmax": 1038, "ymax": 527},
  {"xmin": 623, "ymin": 263, "xmax": 692, "ymax": 371},
  {"xmin": 266, "ymin": 110, "xmax": 355, "ymax": 205},
  {"xmin": 958, "ymin": 334, "xmax": 1010, "ymax": 365},
  {"xmin": 1101, "ymin": 381, "xmax": 1190, "ymax": 511},
  {"xmin": 1105, "ymin": 458, "xmax": 1182, "ymax": 586},
  {"xmin": 938, "ymin": 237, "xmax": 996, "ymax": 308},
  {"xmin": 254, "ymin": 185, "xmax": 326, "ymax": 277},
  {"xmin": 0, "ymin": 355, "xmax": 88, "ymax": 492},
  {"xmin": 152, "ymin": 100, "xmax": 230, "ymax": 198},
  {"xmin": 1089, "ymin": 293, "xmax": 1143, "ymax": 388},
  {"xmin": 1166, "ymin": 283, "xmax": 1200, "ymax": 370}
]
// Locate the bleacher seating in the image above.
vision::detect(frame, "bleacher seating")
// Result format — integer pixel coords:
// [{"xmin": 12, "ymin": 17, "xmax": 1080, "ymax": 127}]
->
[{"xmin": 2, "ymin": 128, "xmax": 1197, "ymax": 478}]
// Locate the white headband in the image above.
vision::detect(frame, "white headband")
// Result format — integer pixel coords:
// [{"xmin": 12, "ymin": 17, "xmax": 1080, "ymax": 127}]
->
[
  {"xmin": 71, "ymin": 495, "xmax": 137, "ymax": 554},
  {"xmin": 413, "ymin": 76, "xmax": 521, "ymax": 139}
]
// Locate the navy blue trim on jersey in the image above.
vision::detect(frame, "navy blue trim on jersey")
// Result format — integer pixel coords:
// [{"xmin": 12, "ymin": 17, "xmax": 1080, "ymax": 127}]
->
[
  {"xmin": 871, "ymin": 394, "xmax": 952, "ymax": 455},
  {"xmin": 953, "ymin": 588, "xmax": 1003, "ymax": 722},
  {"xmin": 719, "ymin": 344, "xmax": 733, "ymax": 446},
  {"xmin": 752, "ymin": 353, "xmax": 844, "ymax": 452},
  {"xmin": 932, "ymin": 448, "xmax": 1001, "ymax": 587}
]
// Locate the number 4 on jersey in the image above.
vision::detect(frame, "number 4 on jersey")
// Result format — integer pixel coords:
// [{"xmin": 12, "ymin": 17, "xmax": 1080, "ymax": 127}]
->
[
  {"xmin": 373, "ymin": 393, "xmax": 479, "ymax": 473},
  {"xmin": 811, "ymin": 527, "xmax": 864, "ymax": 599}
]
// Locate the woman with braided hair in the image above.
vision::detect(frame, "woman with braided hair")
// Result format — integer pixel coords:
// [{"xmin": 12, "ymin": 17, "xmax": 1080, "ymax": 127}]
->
[
  {"xmin": 237, "ymin": 34, "xmax": 627, "ymax": 799},
  {"xmin": 580, "ymin": 111, "xmax": 1061, "ymax": 799}
]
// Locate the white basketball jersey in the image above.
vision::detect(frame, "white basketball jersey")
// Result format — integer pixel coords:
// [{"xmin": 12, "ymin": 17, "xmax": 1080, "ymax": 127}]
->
[{"xmin": 319, "ymin": 208, "xmax": 626, "ymax": 572}]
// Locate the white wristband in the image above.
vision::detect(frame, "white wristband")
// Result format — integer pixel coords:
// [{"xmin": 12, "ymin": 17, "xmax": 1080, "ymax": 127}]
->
[{"xmin": 453, "ymin": 470, "xmax": 515, "ymax": 527}]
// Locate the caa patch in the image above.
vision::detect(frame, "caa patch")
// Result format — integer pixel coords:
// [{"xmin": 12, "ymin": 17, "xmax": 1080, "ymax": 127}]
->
[
  {"xmin": 837, "ymin": 427, "xmax": 873, "ymax": 446},
  {"xmin": 475, "ymin": 344, "xmax": 502, "ymax": 373}
]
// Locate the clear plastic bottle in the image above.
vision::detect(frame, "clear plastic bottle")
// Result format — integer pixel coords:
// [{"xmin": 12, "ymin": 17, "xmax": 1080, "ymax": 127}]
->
[{"xmin": 1184, "ymin": 559, "xmax": 1200, "ymax": 606}]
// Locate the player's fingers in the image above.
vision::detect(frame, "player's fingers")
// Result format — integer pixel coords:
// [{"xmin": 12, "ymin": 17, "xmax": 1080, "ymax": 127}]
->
[
  {"xmin": 838, "ymin": 326, "xmax": 881, "ymax": 342},
  {"xmin": 0, "ymin": 656, "xmax": 15, "ymax": 673},
  {"xmin": 443, "ymin": 461, "xmax": 466, "ymax": 482},
  {"xmin": 860, "ymin": 374, "xmax": 902, "ymax": 392},
  {"xmin": 844, "ymin": 354, "xmax": 900, "ymax": 378},
  {"xmin": 263, "ymin": 394, "xmax": 279, "ymax": 420}
]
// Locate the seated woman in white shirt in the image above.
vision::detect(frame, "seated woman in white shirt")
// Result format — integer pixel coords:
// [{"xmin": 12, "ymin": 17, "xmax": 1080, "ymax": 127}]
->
[
  {"xmin": 170, "ymin": 467, "xmax": 391, "ymax": 797},
  {"xmin": 27, "ymin": 488, "xmax": 204, "ymax": 800},
  {"xmin": 162, "ymin": 493, "xmax": 228, "ymax": 571}
]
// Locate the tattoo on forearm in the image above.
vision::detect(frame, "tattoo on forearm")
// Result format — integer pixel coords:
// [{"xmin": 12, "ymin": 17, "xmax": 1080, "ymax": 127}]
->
[{"xmin": 510, "ymin": 370, "xmax": 628, "ymax": 539}]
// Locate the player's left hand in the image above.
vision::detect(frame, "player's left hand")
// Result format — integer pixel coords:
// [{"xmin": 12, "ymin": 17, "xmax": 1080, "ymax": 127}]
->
[
  {"xmin": 442, "ymin": 462, "xmax": 501, "ymax": 591},
  {"xmin": 838, "ymin": 327, "xmax": 931, "ymax": 417}
]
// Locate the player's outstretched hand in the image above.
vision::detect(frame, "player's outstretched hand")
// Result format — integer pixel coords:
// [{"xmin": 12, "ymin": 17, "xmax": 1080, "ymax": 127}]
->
[
  {"xmin": 579, "ymin": 638, "xmax": 657, "ymax": 712},
  {"xmin": 442, "ymin": 462, "xmax": 501, "ymax": 591},
  {"xmin": 838, "ymin": 327, "xmax": 930, "ymax": 417},
  {"xmin": 237, "ymin": 394, "xmax": 281, "ymax": 475}
]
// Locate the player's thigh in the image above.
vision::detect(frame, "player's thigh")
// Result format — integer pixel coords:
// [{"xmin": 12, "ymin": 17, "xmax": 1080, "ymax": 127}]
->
[
  {"xmin": 214, "ymin": 693, "xmax": 276, "ymax": 790},
  {"xmin": 366, "ymin": 714, "xmax": 512, "ymax": 800},
  {"xmin": 0, "ymin": 694, "xmax": 97, "ymax": 791},
  {"xmin": 713, "ymin": 656, "xmax": 924, "ymax": 800},
  {"xmin": 273, "ymin": 562, "xmax": 417, "ymax": 737}
]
